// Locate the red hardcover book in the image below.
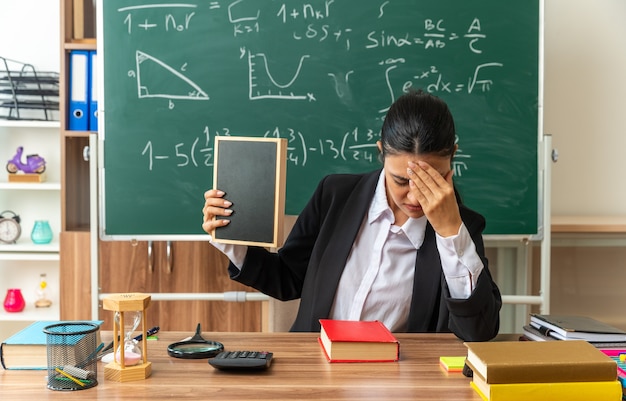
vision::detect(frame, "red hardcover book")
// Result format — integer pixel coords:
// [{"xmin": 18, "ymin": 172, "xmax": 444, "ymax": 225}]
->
[{"xmin": 318, "ymin": 319, "xmax": 399, "ymax": 363}]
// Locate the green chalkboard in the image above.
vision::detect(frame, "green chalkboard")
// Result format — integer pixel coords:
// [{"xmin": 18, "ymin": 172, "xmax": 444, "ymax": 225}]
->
[{"xmin": 100, "ymin": 0, "xmax": 541, "ymax": 238}]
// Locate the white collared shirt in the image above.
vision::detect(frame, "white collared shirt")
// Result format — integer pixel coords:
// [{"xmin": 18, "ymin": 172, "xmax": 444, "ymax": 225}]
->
[{"xmin": 211, "ymin": 170, "xmax": 484, "ymax": 332}]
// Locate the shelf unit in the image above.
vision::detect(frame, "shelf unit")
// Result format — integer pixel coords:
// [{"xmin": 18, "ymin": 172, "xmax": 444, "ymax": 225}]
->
[
  {"xmin": 0, "ymin": 1, "xmax": 62, "ymax": 341},
  {"xmin": 57, "ymin": 0, "xmax": 96, "ymax": 322},
  {"xmin": 0, "ymin": 120, "xmax": 61, "ymax": 324}
]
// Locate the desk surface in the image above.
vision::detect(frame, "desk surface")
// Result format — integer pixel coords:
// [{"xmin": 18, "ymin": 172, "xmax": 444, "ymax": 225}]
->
[{"xmin": 0, "ymin": 331, "xmax": 490, "ymax": 401}]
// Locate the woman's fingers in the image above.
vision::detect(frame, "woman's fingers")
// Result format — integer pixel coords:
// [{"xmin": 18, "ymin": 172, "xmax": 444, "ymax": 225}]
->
[
  {"xmin": 201, "ymin": 189, "xmax": 233, "ymax": 233},
  {"xmin": 406, "ymin": 161, "xmax": 461, "ymax": 237}
]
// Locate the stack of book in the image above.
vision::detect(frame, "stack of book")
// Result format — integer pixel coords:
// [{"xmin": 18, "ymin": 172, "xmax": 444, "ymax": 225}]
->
[
  {"xmin": 522, "ymin": 314, "xmax": 626, "ymax": 398},
  {"xmin": 464, "ymin": 340, "xmax": 622, "ymax": 401},
  {"xmin": 523, "ymin": 314, "xmax": 626, "ymax": 346}
]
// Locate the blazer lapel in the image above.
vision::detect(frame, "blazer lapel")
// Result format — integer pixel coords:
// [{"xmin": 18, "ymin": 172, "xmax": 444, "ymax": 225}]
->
[{"xmin": 309, "ymin": 172, "xmax": 379, "ymax": 318}]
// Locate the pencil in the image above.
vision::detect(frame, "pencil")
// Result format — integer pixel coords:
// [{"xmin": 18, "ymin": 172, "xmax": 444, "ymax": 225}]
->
[{"xmin": 55, "ymin": 367, "xmax": 86, "ymax": 387}]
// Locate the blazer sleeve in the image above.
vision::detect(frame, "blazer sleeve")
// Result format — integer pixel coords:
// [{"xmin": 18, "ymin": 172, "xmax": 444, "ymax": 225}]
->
[
  {"xmin": 227, "ymin": 175, "xmax": 329, "ymax": 301},
  {"xmin": 443, "ymin": 208, "xmax": 502, "ymax": 341}
]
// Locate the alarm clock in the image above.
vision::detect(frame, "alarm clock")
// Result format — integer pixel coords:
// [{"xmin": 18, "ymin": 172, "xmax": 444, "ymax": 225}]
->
[{"xmin": 0, "ymin": 210, "xmax": 21, "ymax": 244}]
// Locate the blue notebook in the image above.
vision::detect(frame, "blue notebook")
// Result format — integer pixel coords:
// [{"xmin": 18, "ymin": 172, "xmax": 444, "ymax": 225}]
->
[{"xmin": 1, "ymin": 320, "xmax": 103, "ymax": 370}]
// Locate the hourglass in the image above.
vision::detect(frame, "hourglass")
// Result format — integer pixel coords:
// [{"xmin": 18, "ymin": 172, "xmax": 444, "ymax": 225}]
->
[{"xmin": 102, "ymin": 293, "xmax": 152, "ymax": 382}]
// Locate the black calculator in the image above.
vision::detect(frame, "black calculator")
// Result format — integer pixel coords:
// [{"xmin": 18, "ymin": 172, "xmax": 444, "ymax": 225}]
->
[{"xmin": 208, "ymin": 350, "xmax": 273, "ymax": 371}]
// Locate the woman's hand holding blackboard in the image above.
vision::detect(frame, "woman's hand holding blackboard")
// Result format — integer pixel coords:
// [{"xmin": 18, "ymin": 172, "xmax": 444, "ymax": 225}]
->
[{"xmin": 202, "ymin": 189, "xmax": 233, "ymax": 235}]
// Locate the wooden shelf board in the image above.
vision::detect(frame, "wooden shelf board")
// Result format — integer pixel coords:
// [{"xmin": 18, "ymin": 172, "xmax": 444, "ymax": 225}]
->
[
  {"xmin": 0, "ymin": 239, "xmax": 60, "ymax": 258},
  {"xmin": 552, "ymin": 215, "xmax": 626, "ymax": 233},
  {"xmin": 0, "ymin": 302, "xmax": 60, "ymax": 321},
  {"xmin": 0, "ymin": 181, "xmax": 61, "ymax": 190},
  {"xmin": 62, "ymin": 129, "xmax": 93, "ymax": 138},
  {"xmin": 64, "ymin": 40, "xmax": 96, "ymax": 51},
  {"xmin": 0, "ymin": 120, "xmax": 60, "ymax": 128}
]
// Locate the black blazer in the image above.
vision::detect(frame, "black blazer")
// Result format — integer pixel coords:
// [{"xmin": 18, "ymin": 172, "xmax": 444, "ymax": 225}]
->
[{"xmin": 229, "ymin": 169, "xmax": 502, "ymax": 341}]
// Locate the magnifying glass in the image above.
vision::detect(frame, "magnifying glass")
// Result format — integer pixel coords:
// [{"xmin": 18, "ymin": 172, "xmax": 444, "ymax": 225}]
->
[{"xmin": 167, "ymin": 323, "xmax": 224, "ymax": 359}]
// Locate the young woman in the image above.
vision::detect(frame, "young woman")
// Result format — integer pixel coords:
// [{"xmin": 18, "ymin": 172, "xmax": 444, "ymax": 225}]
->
[{"xmin": 202, "ymin": 90, "xmax": 501, "ymax": 341}]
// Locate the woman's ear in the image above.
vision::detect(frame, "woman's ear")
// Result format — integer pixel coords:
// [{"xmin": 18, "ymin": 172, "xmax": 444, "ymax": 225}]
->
[
  {"xmin": 449, "ymin": 143, "xmax": 459, "ymax": 167},
  {"xmin": 376, "ymin": 141, "xmax": 384, "ymax": 164},
  {"xmin": 447, "ymin": 144, "xmax": 459, "ymax": 178}
]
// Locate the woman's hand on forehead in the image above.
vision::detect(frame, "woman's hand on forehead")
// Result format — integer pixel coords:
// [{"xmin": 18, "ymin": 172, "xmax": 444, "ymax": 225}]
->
[{"xmin": 406, "ymin": 161, "xmax": 462, "ymax": 237}]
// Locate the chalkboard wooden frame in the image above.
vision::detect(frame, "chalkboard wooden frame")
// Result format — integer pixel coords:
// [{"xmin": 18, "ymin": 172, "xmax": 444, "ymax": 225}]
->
[{"xmin": 211, "ymin": 137, "xmax": 287, "ymax": 248}]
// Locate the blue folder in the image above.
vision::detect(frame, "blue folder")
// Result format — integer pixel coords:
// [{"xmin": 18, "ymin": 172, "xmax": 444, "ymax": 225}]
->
[
  {"xmin": 88, "ymin": 50, "xmax": 98, "ymax": 131},
  {"xmin": 68, "ymin": 50, "xmax": 90, "ymax": 131}
]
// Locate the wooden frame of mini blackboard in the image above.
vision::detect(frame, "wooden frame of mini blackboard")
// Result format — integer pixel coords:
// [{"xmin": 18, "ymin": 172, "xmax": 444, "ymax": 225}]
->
[{"xmin": 211, "ymin": 136, "xmax": 287, "ymax": 248}]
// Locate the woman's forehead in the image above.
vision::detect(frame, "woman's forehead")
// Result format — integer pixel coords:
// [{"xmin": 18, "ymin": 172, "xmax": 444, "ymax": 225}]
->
[{"xmin": 384, "ymin": 152, "xmax": 452, "ymax": 175}]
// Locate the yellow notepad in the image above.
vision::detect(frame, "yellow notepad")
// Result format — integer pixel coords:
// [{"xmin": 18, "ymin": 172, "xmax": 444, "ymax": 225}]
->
[{"xmin": 439, "ymin": 356, "xmax": 466, "ymax": 372}]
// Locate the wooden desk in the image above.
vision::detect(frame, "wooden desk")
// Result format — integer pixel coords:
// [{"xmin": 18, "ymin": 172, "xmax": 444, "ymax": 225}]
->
[{"xmin": 0, "ymin": 332, "xmax": 490, "ymax": 400}]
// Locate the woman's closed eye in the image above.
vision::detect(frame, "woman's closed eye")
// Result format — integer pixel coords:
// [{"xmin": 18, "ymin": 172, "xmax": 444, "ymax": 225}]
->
[{"xmin": 393, "ymin": 177, "xmax": 410, "ymax": 187}]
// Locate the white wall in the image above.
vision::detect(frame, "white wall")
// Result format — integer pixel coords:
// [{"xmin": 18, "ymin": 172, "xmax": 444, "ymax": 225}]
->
[
  {"xmin": 545, "ymin": 0, "xmax": 626, "ymax": 216},
  {"xmin": 0, "ymin": 0, "xmax": 60, "ymax": 71},
  {"xmin": 542, "ymin": 0, "xmax": 626, "ymax": 330}
]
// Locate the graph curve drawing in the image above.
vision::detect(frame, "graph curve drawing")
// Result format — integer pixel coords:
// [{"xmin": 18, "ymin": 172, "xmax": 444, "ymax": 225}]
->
[{"xmin": 248, "ymin": 51, "xmax": 312, "ymax": 101}]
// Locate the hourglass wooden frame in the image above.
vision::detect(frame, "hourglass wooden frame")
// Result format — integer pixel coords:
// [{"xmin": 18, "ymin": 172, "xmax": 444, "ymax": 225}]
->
[{"xmin": 103, "ymin": 293, "xmax": 152, "ymax": 382}]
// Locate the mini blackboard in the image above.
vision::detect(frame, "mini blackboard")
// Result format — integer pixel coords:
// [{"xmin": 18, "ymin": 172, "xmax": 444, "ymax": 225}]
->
[{"xmin": 211, "ymin": 137, "xmax": 286, "ymax": 248}]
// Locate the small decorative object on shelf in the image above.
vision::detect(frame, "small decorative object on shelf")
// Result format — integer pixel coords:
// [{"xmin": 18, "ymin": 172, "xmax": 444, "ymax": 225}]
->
[
  {"xmin": 103, "ymin": 293, "xmax": 152, "ymax": 382},
  {"xmin": 3, "ymin": 288, "xmax": 26, "ymax": 312},
  {"xmin": 0, "ymin": 210, "xmax": 21, "ymax": 244},
  {"xmin": 31, "ymin": 220, "xmax": 53, "ymax": 244},
  {"xmin": 6, "ymin": 146, "xmax": 47, "ymax": 182},
  {"xmin": 35, "ymin": 273, "xmax": 52, "ymax": 308}
]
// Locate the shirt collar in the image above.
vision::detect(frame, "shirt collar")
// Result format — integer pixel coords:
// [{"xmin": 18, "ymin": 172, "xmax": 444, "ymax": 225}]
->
[
  {"xmin": 369, "ymin": 170, "xmax": 391, "ymax": 224},
  {"xmin": 368, "ymin": 170, "xmax": 427, "ymax": 249}
]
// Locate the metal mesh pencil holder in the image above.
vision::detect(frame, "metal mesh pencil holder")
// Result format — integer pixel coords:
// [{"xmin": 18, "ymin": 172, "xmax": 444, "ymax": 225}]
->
[{"xmin": 43, "ymin": 322, "xmax": 99, "ymax": 390}]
